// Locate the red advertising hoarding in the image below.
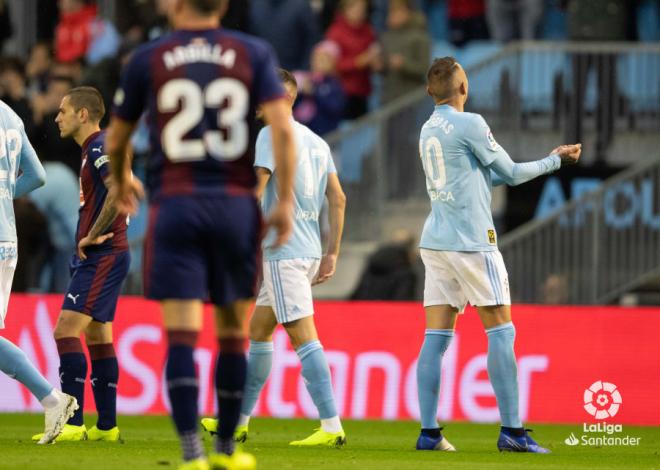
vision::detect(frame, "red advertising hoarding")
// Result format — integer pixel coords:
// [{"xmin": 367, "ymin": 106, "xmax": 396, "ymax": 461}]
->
[{"xmin": 1, "ymin": 295, "xmax": 658, "ymax": 425}]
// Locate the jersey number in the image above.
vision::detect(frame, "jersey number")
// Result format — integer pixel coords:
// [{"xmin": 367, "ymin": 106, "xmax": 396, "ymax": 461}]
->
[
  {"xmin": 421, "ymin": 136, "xmax": 446, "ymax": 190},
  {"xmin": 300, "ymin": 146, "xmax": 326, "ymax": 199},
  {"xmin": 0, "ymin": 128, "xmax": 22, "ymax": 184},
  {"xmin": 158, "ymin": 78, "xmax": 248, "ymax": 162}
]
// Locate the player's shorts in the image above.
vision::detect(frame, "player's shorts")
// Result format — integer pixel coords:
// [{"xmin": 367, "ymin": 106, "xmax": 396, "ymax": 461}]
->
[
  {"xmin": 420, "ymin": 248, "xmax": 511, "ymax": 312},
  {"xmin": 256, "ymin": 258, "xmax": 321, "ymax": 324},
  {"xmin": 144, "ymin": 195, "xmax": 262, "ymax": 306},
  {"xmin": 62, "ymin": 250, "xmax": 130, "ymax": 323},
  {"xmin": 0, "ymin": 242, "xmax": 18, "ymax": 329}
]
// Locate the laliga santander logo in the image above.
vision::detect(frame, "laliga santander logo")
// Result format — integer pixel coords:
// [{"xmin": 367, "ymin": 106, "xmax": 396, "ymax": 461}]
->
[{"xmin": 583, "ymin": 380, "xmax": 622, "ymax": 420}]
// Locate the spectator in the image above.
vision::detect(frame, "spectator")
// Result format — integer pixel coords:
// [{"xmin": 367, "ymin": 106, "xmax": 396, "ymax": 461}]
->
[
  {"xmin": 28, "ymin": 162, "xmax": 79, "ymax": 293},
  {"xmin": 26, "ymin": 42, "xmax": 53, "ymax": 95},
  {"xmin": 12, "ymin": 199, "xmax": 49, "ymax": 292},
  {"xmin": 448, "ymin": 0, "xmax": 489, "ymax": 46},
  {"xmin": 0, "ymin": 58, "xmax": 34, "ymax": 133},
  {"xmin": 0, "ymin": 0, "xmax": 12, "ymax": 53},
  {"xmin": 326, "ymin": 0, "xmax": 379, "ymax": 119},
  {"xmin": 486, "ymin": 0, "xmax": 544, "ymax": 41},
  {"xmin": 249, "ymin": 0, "xmax": 319, "ymax": 70},
  {"xmin": 54, "ymin": 0, "xmax": 97, "ymax": 63},
  {"xmin": 379, "ymin": 0, "xmax": 431, "ymax": 104},
  {"xmin": 31, "ymin": 75, "xmax": 80, "ymax": 175},
  {"xmin": 293, "ymin": 40, "xmax": 346, "ymax": 136},
  {"xmin": 563, "ymin": 0, "xmax": 637, "ymax": 162},
  {"xmin": 350, "ymin": 229, "xmax": 421, "ymax": 301},
  {"xmin": 223, "ymin": 0, "xmax": 251, "ymax": 31}
]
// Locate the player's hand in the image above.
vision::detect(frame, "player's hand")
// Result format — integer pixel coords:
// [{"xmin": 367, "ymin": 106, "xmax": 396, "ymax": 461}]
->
[
  {"xmin": 111, "ymin": 176, "xmax": 145, "ymax": 215},
  {"xmin": 313, "ymin": 254, "xmax": 337, "ymax": 285},
  {"xmin": 551, "ymin": 143, "xmax": 582, "ymax": 165},
  {"xmin": 266, "ymin": 200, "xmax": 293, "ymax": 248},
  {"xmin": 77, "ymin": 233, "xmax": 114, "ymax": 260}
]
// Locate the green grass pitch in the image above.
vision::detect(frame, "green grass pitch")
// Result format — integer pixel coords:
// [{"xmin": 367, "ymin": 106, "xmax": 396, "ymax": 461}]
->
[{"xmin": 1, "ymin": 414, "xmax": 659, "ymax": 469}]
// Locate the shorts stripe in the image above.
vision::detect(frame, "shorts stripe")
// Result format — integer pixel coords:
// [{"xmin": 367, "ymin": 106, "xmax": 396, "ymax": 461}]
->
[
  {"xmin": 270, "ymin": 261, "xmax": 286, "ymax": 323},
  {"xmin": 274, "ymin": 261, "xmax": 288, "ymax": 322},
  {"xmin": 489, "ymin": 252, "xmax": 505, "ymax": 304},
  {"xmin": 484, "ymin": 254, "xmax": 502, "ymax": 304}
]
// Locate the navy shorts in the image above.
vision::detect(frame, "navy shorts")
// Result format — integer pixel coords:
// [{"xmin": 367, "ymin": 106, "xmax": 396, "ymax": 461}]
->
[
  {"xmin": 144, "ymin": 195, "xmax": 262, "ymax": 306},
  {"xmin": 62, "ymin": 250, "xmax": 130, "ymax": 323}
]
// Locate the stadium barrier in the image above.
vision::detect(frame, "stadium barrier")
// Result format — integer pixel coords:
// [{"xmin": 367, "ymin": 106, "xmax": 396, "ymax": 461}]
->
[{"xmin": 1, "ymin": 295, "xmax": 659, "ymax": 425}]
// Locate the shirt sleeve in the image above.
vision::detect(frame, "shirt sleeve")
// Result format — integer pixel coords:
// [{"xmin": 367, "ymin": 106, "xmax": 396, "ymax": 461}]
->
[
  {"xmin": 15, "ymin": 126, "xmax": 46, "ymax": 198},
  {"xmin": 89, "ymin": 140, "xmax": 111, "ymax": 181},
  {"xmin": 488, "ymin": 151, "xmax": 561, "ymax": 187},
  {"xmin": 327, "ymin": 145, "xmax": 337, "ymax": 174},
  {"xmin": 254, "ymin": 127, "xmax": 275, "ymax": 172},
  {"xmin": 463, "ymin": 113, "xmax": 509, "ymax": 167},
  {"xmin": 112, "ymin": 47, "xmax": 149, "ymax": 122},
  {"xmin": 251, "ymin": 40, "xmax": 285, "ymax": 105}
]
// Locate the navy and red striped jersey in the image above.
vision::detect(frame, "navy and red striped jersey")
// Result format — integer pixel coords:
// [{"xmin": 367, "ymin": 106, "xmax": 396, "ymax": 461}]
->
[
  {"xmin": 112, "ymin": 28, "xmax": 284, "ymax": 201},
  {"xmin": 77, "ymin": 130, "xmax": 128, "ymax": 254}
]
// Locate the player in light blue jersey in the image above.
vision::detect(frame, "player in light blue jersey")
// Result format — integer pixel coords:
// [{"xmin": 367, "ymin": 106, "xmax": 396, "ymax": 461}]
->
[
  {"xmin": 202, "ymin": 69, "xmax": 347, "ymax": 447},
  {"xmin": 415, "ymin": 58, "xmax": 581, "ymax": 453},
  {"xmin": 0, "ymin": 100, "xmax": 78, "ymax": 444}
]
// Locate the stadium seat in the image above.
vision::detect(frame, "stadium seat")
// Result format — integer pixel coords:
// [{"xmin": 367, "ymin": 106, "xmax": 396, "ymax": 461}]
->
[{"xmin": 637, "ymin": 0, "xmax": 660, "ymax": 42}]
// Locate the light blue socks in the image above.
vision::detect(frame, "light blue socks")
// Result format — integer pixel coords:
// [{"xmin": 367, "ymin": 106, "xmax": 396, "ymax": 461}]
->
[
  {"xmin": 0, "ymin": 337, "xmax": 53, "ymax": 401},
  {"xmin": 486, "ymin": 322, "xmax": 522, "ymax": 428},
  {"xmin": 296, "ymin": 340, "xmax": 337, "ymax": 420},
  {"xmin": 240, "ymin": 340, "xmax": 274, "ymax": 417},
  {"xmin": 417, "ymin": 329, "xmax": 454, "ymax": 429}
]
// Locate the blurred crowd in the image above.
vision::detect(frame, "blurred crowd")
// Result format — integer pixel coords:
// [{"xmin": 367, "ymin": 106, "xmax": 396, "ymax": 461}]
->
[{"xmin": 0, "ymin": 0, "xmax": 656, "ymax": 294}]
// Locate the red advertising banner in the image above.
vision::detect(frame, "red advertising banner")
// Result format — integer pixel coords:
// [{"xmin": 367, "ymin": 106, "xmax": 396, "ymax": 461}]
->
[{"xmin": 1, "ymin": 295, "xmax": 659, "ymax": 425}]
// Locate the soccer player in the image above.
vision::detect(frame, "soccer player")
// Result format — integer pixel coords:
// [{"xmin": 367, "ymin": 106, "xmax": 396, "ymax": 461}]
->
[
  {"xmin": 0, "ymin": 99, "xmax": 78, "ymax": 444},
  {"xmin": 32, "ymin": 86, "xmax": 130, "ymax": 443},
  {"xmin": 415, "ymin": 57, "xmax": 581, "ymax": 453},
  {"xmin": 201, "ymin": 69, "xmax": 347, "ymax": 447},
  {"xmin": 105, "ymin": 1, "xmax": 296, "ymax": 469}
]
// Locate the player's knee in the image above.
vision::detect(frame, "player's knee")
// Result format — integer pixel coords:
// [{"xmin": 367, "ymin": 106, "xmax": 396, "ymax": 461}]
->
[{"xmin": 248, "ymin": 322, "xmax": 274, "ymax": 342}]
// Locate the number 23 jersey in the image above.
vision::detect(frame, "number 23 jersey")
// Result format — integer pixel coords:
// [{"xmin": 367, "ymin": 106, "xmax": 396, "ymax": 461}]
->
[{"xmin": 112, "ymin": 29, "xmax": 284, "ymax": 201}]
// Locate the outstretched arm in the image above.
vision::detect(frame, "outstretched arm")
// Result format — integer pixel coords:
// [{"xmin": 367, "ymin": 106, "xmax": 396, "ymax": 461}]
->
[{"xmin": 489, "ymin": 144, "xmax": 582, "ymax": 186}]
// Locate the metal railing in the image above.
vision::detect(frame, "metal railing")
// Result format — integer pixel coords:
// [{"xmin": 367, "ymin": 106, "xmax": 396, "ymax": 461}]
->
[
  {"xmin": 499, "ymin": 156, "xmax": 660, "ymax": 304},
  {"xmin": 326, "ymin": 41, "xmax": 660, "ymax": 242}
]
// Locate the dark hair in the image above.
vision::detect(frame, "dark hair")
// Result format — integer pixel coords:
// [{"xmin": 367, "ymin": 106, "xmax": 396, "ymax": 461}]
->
[
  {"xmin": 426, "ymin": 56, "xmax": 460, "ymax": 101},
  {"xmin": 65, "ymin": 86, "xmax": 106, "ymax": 122},
  {"xmin": 187, "ymin": 0, "xmax": 227, "ymax": 14},
  {"xmin": 278, "ymin": 68, "xmax": 298, "ymax": 89},
  {"xmin": 0, "ymin": 57, "xmax": 25, "ymax": 79},
  {"xmin": 389, "ymin": 0, "xmax": 413, "ymax": 10}
]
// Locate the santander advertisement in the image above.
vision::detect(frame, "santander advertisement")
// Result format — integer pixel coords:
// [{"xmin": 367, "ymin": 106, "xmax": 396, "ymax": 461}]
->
[{"xmin": 1, "ymin": 295, "xmax": 659, "ymax": 425}]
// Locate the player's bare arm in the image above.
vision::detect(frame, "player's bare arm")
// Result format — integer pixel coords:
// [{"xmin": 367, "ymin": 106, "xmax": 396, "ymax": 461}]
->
[
  {"xmin": 254, "ymin": 167, "xmax": 272, "ymax": 200},
  {"xmin": 261, "ymin": 98, "xmax": 296, "ymax": 247},
  {"xmin": 314, "ymin": 173, "xmax": 346, "ymax": 285},
  {"xmin": 105, "ymin": 117, "xmax": 145, "ymax": 215},
  {"xmin": 77, "ymin": 178, "xmax": 119, "ymax": 260}
]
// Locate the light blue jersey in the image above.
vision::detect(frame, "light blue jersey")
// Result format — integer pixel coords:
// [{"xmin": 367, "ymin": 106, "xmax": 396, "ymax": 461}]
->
[
  {"xmin": 256, "ymin": 120, "xmax": 337, "ymax": 261},
  {"xmin": 419, "ymin": 104, "xmax": 560, "ymax": 252},
  {"xmin": 0, "ymin": 101, "xmax": 46, "ymax": 243}
]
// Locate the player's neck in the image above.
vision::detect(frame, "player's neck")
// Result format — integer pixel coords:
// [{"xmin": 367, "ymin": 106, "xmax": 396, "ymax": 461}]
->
[
  {"xmin": 435, "ymin": 98, "xmax": 464, "ymax": 112},
  {"xmin": 74, "ymin": 124, "xmax": 101, "ymax": 147},
  {"xmin": 173, "ymin": 11, "xmax": 221, "ymax": 31}
]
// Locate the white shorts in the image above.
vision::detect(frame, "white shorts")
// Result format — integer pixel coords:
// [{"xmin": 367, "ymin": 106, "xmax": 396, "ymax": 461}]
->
[
  {"xmin": 256, "ymin": 258, "xmax": 321, "ymax": 324},
  {"xmin": 0, "ymin": 242, "xmax": 18, "ymax": 329},
  {"xmin": 420, "ymin": 248, "xmax": 511, "ymax": 312}
]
